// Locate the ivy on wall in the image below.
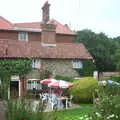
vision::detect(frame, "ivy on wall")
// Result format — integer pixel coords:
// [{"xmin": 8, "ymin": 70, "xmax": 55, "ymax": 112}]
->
[
  {"xmin": 76, "ymin": 60, "xmax": 95, "ymax": 77},
  {"xmin": 0, "ymin": 59, "xmax": 32, "ymax": 99},
  {"xmin": 0, "ymin": 59, "xmax": 32, "ymax": 77}
]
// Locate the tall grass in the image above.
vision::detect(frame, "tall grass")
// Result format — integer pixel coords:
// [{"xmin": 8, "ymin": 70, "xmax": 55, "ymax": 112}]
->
[{"xmin": 5, "ymin": 99, "xmax": 57, "ymax": 120}]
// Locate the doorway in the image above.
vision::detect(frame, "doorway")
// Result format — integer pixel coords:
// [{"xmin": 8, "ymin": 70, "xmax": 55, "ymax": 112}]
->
[{"xmin": 10, "ymin": 81, "xmax": 19, "ymax": 98}]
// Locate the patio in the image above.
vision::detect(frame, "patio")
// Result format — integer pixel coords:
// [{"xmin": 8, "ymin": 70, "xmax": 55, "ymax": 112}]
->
[{"xmin": 30, "ymin": 77, "xmax": 73, "ymax": 111}]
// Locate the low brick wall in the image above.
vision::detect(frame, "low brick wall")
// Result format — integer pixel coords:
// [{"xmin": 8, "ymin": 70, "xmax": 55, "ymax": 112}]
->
[{"xmin": 99, "ymin": 72, "xmax": 120, "ymax": 79}]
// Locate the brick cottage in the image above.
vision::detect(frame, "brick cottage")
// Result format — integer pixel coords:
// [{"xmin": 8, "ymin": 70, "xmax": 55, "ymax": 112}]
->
[{"xmin": 0, "ymin": 1, "xmax": 92, "ymax": 98}]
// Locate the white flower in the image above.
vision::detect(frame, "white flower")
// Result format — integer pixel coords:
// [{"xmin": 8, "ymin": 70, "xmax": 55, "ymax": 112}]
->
[
  {"xmin": 106, "ymin": 116, "xmax": 110, "ymax": 119},
  {"xmin": 109, "ymin": 114, "xmax": 114, "ymax": 118},
  {"xmin": 95, "ymin": 112, "xmax": 101, "ymax": 117}
]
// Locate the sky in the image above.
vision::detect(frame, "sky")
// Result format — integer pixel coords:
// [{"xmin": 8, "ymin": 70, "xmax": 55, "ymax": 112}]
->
[{"xmin": 0, "ymin": 0, "xmax": 120, "ymax": 38}]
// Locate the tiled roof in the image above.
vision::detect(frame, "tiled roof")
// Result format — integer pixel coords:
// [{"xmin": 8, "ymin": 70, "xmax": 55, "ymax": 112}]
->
[
  {"xmin": 0, "ymin": 16, "xmax": 13, "ymax": 29},
  {"xmin": 0, "ymin": 39, "xmax": 92, "ymax": 59},
  {"xmin": 15, "ymin": 19, "xmax": 74, "ymax": 35},
  {"xmin": 0, "ymin": 16, "xmax": 75, "ymax": 34}
]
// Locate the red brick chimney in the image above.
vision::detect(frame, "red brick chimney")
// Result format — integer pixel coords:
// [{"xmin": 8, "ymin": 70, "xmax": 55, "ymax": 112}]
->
[
  {"xmin": 41, "ymin": 1, "xmax": 56, "ymax": 46},
  {"xmin": 42, "ymin": 1, "xmax": 50, "ymax": 23}
]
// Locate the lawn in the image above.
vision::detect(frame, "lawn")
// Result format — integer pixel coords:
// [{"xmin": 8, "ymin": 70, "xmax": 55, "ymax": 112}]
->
[{"xmin": 56, "ymin": 104, "xmax": 93, "ymax": 120}]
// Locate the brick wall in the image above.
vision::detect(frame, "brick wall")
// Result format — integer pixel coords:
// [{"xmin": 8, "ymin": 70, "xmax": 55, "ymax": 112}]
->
[
  {"xmin": 56, "ymin": 34, "xmax": 76, "ymax": 43},
  {"xmin": 99, "ymin": 72, "xmax": 120, "ymax": 79},
  {"xmin": 0, "ymin": 31, "xmax": 75, "ymax": 43},
  {"xmin": 0, "ymin": 31, "xmax": 18, "ymax": 40}
]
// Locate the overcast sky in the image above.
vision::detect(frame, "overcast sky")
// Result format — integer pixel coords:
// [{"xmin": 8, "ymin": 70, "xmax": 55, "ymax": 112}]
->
[{"xmin": 0, "ymin": 0, "xmax": 120, "ymax": 38}]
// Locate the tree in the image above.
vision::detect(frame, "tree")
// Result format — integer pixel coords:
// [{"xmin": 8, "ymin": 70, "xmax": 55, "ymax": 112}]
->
[
  {"xmin": 114, "ymin": 49, "xmax": 120, "ymax": 70},
  {"xmin": 75, "ymin": 29, "xmax": 117, "ymax": 72}
]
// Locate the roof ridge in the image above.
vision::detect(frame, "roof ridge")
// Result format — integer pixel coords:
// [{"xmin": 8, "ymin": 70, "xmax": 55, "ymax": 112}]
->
[
  {"xmin": 15, "ymin": 21, "xmax": 41, "ymax": 24},
  {"xmin": 0, "ymin": 16, "xmax": 13, "ymax": 26},
  {"xmin": 50, "ymin": 19, "xmax": 73, "ymax": 32}
]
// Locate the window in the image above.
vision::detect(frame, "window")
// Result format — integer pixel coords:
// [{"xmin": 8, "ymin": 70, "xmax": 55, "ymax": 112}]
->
[
  {"xmin": 18, "ymin": 32, "xmax": 28, "ymax": 41},
  {"xmin": 32, "ymin": 59, "xmax": 41, "ymax": 69},
  {"xmin": 27, "ymin": 79, "xmax": 41, "ymax": 90},
  {"xmin": 72, "ymin": 60, "xmax": 83, "ymax": 69}
]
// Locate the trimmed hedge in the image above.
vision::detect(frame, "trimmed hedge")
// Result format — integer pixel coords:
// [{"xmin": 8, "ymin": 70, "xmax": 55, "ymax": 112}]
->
[
  {"xmin": 70, "ymin": 77, "xmax": 98, "ymax": 103},
  {"xmin": 55, "ymin": 75, "xmax": 73, "ymax": 82}
]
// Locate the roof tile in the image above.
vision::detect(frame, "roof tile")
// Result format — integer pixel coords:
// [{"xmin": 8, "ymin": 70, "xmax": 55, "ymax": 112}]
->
[
  {"xmin": 0, "ymin": 40, "xmax": 92, "ymax": 59},
  {"xmin": 0, "ymin": 16, "xmax": 13, "ymax": 29}
]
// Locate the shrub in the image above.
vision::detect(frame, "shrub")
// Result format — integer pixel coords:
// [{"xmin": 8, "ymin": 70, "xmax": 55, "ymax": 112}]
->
[
  {"xmin": 55, "ymin": 75, "xmax": 73, "ymax": 82},
  {"xmin": 39, "ymin": 70, "xmax": 52, "ymax": 80},
  {"xmin": 90, "ymin": 85, "xmax": 120, "ymax": 120},
  {"xmin": 70, "ymin": 77, "xmax": 98, "ymax": 103}
]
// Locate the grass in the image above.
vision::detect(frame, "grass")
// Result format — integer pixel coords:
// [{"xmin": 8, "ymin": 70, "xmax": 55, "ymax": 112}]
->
[{"xmin": 56, "ymin": 104, "xmax": 93, "ymax": 120}]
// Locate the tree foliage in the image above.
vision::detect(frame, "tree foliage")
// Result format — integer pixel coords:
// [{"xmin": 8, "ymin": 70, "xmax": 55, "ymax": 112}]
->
[{"xmin": 75, "ymin": 29, "xmax": 117, "ymax": 72}]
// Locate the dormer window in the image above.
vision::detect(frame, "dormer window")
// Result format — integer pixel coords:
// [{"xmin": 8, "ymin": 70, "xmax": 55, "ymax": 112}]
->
[{"xmin": 18, "ymin": 32, "xmax": 28, "ymax": 41}]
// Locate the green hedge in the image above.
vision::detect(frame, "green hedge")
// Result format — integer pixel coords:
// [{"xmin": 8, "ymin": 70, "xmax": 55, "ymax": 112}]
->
[
  {"xmin": 76, "ymin": 60, "xmax": 95, "ymax": 77},
  {"xmin": 70, "ymin": 77, "xmax": 98, "ymax": 103},
  {"xmin": 55, "ymin": 75, "xmax": 73, "ymax": 82}
]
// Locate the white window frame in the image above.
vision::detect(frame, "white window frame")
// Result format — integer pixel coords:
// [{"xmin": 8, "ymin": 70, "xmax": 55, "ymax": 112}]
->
[
  {"xmin": 32, "ymin": 59, "xmax": 41, "ymax": 69},
  {"xmin": 18, "ymin": 32, "xmax": 28, "ymax": 41},
  {"xmin": 72, "ymin": 60, "xmax": 83, "ymax": 69},
  {"xmin": 27, "ymin": 79, "xmax": 41, "ymax": 90}
]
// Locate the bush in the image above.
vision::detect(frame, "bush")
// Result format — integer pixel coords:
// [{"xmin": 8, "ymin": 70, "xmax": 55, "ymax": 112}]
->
[
  {"xmin": 55, "ymin": 75, "xmax": 73, "ymax": 82},
  {"xmin": 90, "ymin": 85, "xmax": 120, "ymax": 120},
  {"xmin": 70, "ymin": 77, "xmax": 98, "ymax": 103},
  {"xmin": 39, "ymin": 70, "xmax": 52, "ymax": 80}
]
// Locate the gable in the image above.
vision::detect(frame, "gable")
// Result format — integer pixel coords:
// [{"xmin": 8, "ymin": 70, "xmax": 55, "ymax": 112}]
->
[{"xmin": 0, "ymin": 16, "xmax": 13, "ymax": 29}]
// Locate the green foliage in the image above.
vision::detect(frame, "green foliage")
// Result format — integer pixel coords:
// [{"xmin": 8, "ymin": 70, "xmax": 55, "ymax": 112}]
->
[
  {"xmin": 56, "ymin": 104, "xmax": 93, "ymax": 120},
  {"xmin": 0, "ymin": 59, "xmax": 32, "ymax": 76},
  {"xmin": 0, "ymin": 59, "xmax": 32, "ymax": 100},
  {"xmin": 39, "ymin": 70, "xmax": 52, "ymax": 80},
  {"xmin": 6, "ymin": 99, "xmax": 57, "ymax": 120},
  {"xmin": 114, "ymin": 48, "xmax": 120, "ymax": 70},
  {"xmin": 75, "ymin": 29, "xmax": 117, "ymax": 72},
  {"xmin": 70, "ymin": 77, "xmax": 97, "ymax": 103},
  {"xmin": 76, "ymin": 60, "xmax": 95, "ymax": 77},
  {"xmin": 90, "ymin": 85, "xmax": 120, "ymax": 120},
  {"xmin": 55, "ymin": 75, "xmax": 73, "ymax": 82}
]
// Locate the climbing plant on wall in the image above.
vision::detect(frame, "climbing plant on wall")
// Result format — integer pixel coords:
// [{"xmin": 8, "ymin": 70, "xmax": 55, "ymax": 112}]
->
[
  {"xmin": 0, "ymin": 59, "xmax": 32, "ymax": 99},
  {"xmin": 76, "ymin": 60, "xmax": 95, "ymax": 77}
]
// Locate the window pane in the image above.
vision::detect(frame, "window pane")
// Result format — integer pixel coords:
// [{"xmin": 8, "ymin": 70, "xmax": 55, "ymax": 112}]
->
[
  {"xmin": 18, "ymin": 32, "xmax": 28, "ymax": 41},
  {"xmin": 72, "ymin": 60, "xmax": 83, "ymax": 69},
  {"xmin": 32, "ymin": 59, "xmax": 41, "ymax": 69}
]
